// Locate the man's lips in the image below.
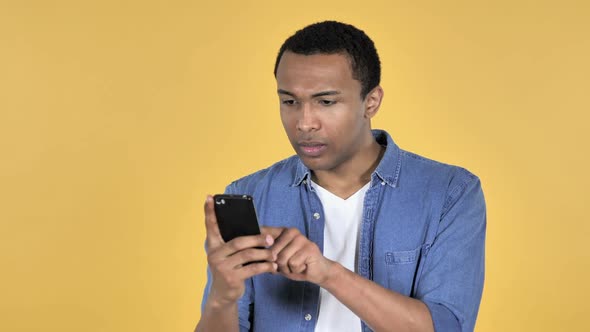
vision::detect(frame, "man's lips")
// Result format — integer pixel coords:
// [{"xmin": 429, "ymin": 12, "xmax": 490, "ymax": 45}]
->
[{"xmin": 298, "ymin": 141, "xmax": 327, "ymax": 157}]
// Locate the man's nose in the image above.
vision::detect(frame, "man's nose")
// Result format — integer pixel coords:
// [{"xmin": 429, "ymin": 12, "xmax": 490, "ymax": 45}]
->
[{"xmin": 296, "ymin": 103, "xmax": 320, "ymax": 132}]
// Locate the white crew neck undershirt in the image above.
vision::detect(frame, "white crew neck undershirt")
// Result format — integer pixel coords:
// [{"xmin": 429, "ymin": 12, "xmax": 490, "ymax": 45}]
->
[{"xmin": 311, "ymin": 180, "xmax": 370, "ymax": 332}]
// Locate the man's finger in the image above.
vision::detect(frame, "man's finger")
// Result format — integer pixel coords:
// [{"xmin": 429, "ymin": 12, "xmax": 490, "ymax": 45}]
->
[
  {"xmin": 224, "ymin": 247, "xmax": 276, "ymax": 269},
  {"xmin": 275, "ymin": 234, "xmax": 307, "ymax": 273},
  {"xmin": 268, "ymin": 227, "xmax": 299, "ymax": 258},
  {"xmin": 261, "ymin": 226, "xmax": 285, "ymax": 239},
  {"xmin": 287, "ymin": 249, "xmax": 309, "ymax": 274},
  {"xmin": 236, "ymin": 261, "xmax": 278, "ymax": 280},
  {"xmin": 216, "ymin": 233, "xmax": 275, "ymax": 258},
  {"xmin": 204, "ymin": 195, "xmax": 224, "ymax": 249}
]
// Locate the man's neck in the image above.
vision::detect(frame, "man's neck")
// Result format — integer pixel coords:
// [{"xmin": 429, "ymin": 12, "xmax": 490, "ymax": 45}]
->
[{"xmin": 311, "ymin": 139, "xmax": 385, "ymax": 200}]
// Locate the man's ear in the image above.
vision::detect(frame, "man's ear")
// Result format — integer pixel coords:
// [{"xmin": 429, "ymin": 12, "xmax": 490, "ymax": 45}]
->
[{"xmin": 364, "ymin": 86, "xmax": 384, "ymax": 119}]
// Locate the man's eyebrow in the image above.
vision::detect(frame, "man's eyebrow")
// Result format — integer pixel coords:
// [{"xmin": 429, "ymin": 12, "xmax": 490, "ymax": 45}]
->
[
  {"xmin": 277, "ymin": 89, "xmax": 341, "ymax": 98},
  {"xmin": 277, "ymin": 89, "xmax": 296, "ymax": 97},
  {"xmin": 311, "ymin": 90, "xmax": 341, "ymax": 98}
]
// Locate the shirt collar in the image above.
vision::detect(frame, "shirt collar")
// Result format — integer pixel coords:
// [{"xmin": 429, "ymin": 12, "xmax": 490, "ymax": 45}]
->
[{"xmin": 291, "ymin": 129, "xmax": 402, "ymax": 188}]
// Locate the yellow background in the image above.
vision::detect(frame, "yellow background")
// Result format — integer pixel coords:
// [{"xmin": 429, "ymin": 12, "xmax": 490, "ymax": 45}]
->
[{"xmin": 1, "ymin": 0, "xmax": 589, "ymax": 331}]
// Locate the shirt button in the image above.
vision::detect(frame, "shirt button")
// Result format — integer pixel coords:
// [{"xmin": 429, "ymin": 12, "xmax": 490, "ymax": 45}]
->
[
  {"xmin": 305, "ymin": 313, "xmax": 312, "ymax": 321},
  {"xmin": 303, "ymin": 180, "xmax": 307, "ymax": 184},
  {"xmin": 381, "ymin": 181, "xmax": 386, "ymax": 185},
  {"xmin": 313, "ymin": 212, "xmax": 321, "ymax": 220}
]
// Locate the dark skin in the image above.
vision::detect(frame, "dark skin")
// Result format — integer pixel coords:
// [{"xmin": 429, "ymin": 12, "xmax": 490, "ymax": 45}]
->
[
  {"xmin": 277, "ymin": 52, "xmax": 384, "ymax": 199},
  {"xmin": 196, "ymin": 52, "xmax": 434, "ymax": 332}
]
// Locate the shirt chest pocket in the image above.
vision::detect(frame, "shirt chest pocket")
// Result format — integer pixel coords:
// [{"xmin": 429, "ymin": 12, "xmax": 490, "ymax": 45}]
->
[{"xmin": 385, "ymin": 246, "xmax": 422, "ymax": 296}]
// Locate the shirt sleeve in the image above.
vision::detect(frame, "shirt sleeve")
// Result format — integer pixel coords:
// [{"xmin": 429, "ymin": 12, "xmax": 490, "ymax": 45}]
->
[
  {"xmin": 416, "ymin": 169, "xmax": 487, "ymax": 332},
  {"xmin": 199, "ymin": 182, "xmax": 255, "ymax": 332}
]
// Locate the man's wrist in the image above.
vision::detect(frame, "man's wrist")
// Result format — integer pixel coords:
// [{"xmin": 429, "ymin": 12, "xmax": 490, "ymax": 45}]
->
[
  {"xmin": 205, "ymin": 292, "xmax": 237, "ymax": 313},
  {"xmin": 318, "ymin": 261, "xmax": 347, "ymax": 291}
]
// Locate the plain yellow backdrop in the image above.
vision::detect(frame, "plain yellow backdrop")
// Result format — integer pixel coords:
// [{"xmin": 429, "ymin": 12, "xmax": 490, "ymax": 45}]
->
[{"xmin": 1, "ymin": 0, "xmax": 589, "ymax": 331}]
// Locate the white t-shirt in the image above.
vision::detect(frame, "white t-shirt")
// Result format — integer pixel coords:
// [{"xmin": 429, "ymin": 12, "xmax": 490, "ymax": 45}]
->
[{"xmin": 311, "ymin": 180, "xmax": 370, "ymax": 332}]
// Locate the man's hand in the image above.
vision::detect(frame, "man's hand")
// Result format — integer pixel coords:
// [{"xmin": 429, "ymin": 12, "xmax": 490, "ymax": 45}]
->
[
  {"xmin": 203, "ymin": 195, "xmax": 278, "ymax": 308},
  {"xmin": 265, "ymin": 227, "xmax": 335, "ymax": 285}
]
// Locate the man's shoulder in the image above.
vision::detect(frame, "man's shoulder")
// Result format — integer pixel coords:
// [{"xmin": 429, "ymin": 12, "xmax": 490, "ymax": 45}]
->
[
  {"xmin": 224, "ymin": 155, "xmax": 300, "ymax": 195},
  {"xmin": 400, "ymin": 148, "xmax": 478, "ymax": 183},
  {"xmin": 374, "ymin": 129, "xmax": 479, "ymax": 187},
  {"xmin": 398, "ymin": 148, "xmax": 482, "ymax": 212}
]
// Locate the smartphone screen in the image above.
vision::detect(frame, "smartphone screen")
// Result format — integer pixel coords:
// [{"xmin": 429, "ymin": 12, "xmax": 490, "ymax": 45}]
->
[{"xmin": 213, "ymin": 194, "xmax": 261, "ymax": 243}]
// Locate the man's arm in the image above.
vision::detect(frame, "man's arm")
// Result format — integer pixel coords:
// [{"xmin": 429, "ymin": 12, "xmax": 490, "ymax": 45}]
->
[
  {"xmin": 413, "ymin": 174, "xmax": 486, "ymax": 331},
  {"xmin": 269, "ymin": 174, "xmax": 486, "ymax": 332},
  {"xmin": 196, "ymin": 196, "xmax": 278, "ymax": 332},
  {"xmin": 196, "ymin": 299, "xmax": 239, "ymax": 332},
  {"xmin": 267, "ymin": 227, "xmax": 434, "ymax": 332},
  {"xmin": 322, "ymin": 263, "xmax": 434, "ymax": 331}
]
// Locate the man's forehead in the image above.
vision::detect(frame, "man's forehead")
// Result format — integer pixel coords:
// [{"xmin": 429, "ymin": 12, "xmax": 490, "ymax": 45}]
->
[
  {"xmin": 278, "ymin": 88, "xmax": 341, "ymax": 98},
  {"xmin": 276, "ymin": 51, "xmax": 352, "ymax": 72},
  {"xmin": 275, "ymin": 52, "xmax": 357, "ymax": 95}
]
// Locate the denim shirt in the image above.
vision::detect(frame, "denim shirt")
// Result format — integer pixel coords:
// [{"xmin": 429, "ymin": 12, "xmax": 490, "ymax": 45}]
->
[{"xmin": 201, "ymin": 129, "xmax": 486, "ymax": 332}]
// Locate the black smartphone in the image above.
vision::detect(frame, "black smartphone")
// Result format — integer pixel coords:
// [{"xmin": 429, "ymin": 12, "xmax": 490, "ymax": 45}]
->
[{"xmin": 213, "ymin": 194, "xmax": 262, "ymax": 243}]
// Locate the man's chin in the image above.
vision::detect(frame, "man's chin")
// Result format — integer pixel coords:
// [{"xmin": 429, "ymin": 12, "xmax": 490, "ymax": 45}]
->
[{"xmin": 297, "ymin": 154, "xmax": 331, "ymax": 172}]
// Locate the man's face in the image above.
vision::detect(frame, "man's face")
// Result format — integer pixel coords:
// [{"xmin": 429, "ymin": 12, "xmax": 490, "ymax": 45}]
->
[{"xmin": 275, "ymin": 51, "xmax": 373, "ymax": 173}]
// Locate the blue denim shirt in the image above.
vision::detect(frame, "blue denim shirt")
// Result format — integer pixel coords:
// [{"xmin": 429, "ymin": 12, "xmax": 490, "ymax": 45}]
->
[{"xmin": 201, "ymin": 129, "xmax": 486, "ymax": 332}]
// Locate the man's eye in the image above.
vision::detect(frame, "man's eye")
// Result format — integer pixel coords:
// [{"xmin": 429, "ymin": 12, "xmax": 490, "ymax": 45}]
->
[
  {"xmin": 320, "ymin": 100, "xmax": 336, "ymax": 106},
  {"xmin": 281, "ymin": 100, "xmax": 296, "ymax": 105}
]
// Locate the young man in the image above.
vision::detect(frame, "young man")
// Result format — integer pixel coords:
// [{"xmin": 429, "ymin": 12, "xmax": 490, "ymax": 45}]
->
[{"xmin": 197, "ymin": 21, "xmax": 486, "ymax": 332}]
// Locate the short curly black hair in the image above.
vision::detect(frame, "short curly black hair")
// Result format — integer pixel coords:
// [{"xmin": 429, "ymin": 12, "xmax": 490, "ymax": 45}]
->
[{"xmin": 273, "ymin": 21, "xmax": 381, "ymax": 99}]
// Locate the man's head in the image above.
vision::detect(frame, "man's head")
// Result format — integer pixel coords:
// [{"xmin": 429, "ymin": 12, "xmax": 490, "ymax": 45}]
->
[
  {"xmin": 273, "ymin": 21, "xmax": 381, "ymax": 99},
  {"xmin": 274, "ymin": 21, "xmax": 384, "ymax": 174}
]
